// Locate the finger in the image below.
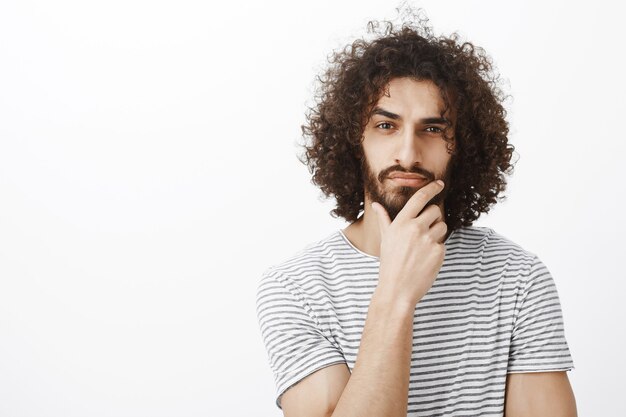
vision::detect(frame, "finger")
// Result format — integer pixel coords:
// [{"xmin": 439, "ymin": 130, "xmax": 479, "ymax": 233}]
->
[
  {"xmin": 429, "ymin": 220, "xmax": 448, "ymax": 244},
  {"xmin": 396, "ymin": 180, "xmax": 445, "ymax": 222},
  {"xmin": 371, "ymin": 201, "xmax": 391, "ymax": 234},
  {"xmin": 414, "ymin": 204, "xmax": 443, "ymax": 227}
]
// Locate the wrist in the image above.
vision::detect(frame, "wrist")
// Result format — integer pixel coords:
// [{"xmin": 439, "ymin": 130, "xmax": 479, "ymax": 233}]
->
[{"xmin": 371, "ymin": 286, "xmax": 417, "ymax": 317}]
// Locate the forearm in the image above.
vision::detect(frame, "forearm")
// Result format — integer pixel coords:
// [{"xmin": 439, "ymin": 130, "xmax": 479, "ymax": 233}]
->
[{"xmin": 331, "ymin": 288, "xmax": 416, "ymax": 417}]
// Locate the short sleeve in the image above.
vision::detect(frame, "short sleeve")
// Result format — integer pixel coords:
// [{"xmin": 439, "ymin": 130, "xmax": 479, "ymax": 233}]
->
[
  {"xmin": 507, "ymin": 256, "xmax": 575, "ymax": 373},
  {"xmin": 255, "ymin": 269, "xmax": 347, "ymax": 409}
]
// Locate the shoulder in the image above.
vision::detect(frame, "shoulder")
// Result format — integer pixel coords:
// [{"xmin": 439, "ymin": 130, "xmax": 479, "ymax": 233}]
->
[
  {"xmin": 256, "ymin": 230, "xmax": 348, "ymax": 291},
  {"xmin": 450, "ymin": 225, "xmax": 539, "ymax": 262},
  {"xmin": 447, "ymin": 226, "xmax": 544, "ymax": 286}
]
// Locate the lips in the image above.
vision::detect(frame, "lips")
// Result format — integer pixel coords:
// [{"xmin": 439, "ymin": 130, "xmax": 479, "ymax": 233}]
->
[
  {"xmin": 388, "ymin": 172, "xmax": 427, "ymax": 180},
  {"xmin": 387, "ymin": 173, "xmax": 429, "ymax": 188}
]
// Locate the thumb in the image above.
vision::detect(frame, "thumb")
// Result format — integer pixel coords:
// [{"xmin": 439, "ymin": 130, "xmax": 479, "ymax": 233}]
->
[{"xmin": 371, "ymin": 201, "xmax": 391, "ymax": 234}]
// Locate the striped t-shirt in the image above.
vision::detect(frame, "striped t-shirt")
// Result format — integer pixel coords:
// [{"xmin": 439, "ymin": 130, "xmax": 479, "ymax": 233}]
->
[{"xmin": 255, "ymin": 226, "xmax": 574, "ymax": 416}]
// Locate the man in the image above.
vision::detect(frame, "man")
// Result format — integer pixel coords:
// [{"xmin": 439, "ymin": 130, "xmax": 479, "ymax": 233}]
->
[{"xmin": 256, "ymin": 14, "xmax": 577, "ymax": 417}]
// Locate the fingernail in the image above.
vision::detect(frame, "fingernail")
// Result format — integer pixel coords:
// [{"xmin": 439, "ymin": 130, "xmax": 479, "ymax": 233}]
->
[{"xmin": 436, "ymin": 180, "xmax": 445, "ymax": 187}]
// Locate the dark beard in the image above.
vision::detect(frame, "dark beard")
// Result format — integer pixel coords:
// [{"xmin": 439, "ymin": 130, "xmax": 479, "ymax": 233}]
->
[{"xmin": 361, "ymin": 159, "xmax": 452, "ymax": 221}]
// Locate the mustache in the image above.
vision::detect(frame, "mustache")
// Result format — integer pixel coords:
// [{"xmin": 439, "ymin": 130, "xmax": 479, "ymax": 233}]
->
[{"xmin": 377, "ymin": 164, "xmax": 435, "ymax": 183}]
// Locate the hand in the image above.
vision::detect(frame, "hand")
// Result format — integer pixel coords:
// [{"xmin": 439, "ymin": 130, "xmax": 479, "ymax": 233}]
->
[{"xmin": 371, "ymin": 180, "xmax": 448, "ymax": 307}]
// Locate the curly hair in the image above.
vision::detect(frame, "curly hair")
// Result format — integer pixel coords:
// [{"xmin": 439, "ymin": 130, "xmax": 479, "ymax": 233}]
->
[{"xmin": 299, "ymin": 9, "xmax": 516, "ymax": 233}]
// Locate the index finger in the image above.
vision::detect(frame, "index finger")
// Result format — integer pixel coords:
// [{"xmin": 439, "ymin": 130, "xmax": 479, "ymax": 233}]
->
[{"xmin": 395, "ymin": 180, "xmax": 445, "ymax": 222}]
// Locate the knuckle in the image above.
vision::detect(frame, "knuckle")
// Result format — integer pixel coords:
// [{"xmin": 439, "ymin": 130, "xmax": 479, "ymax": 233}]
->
[
  {"xmin": 424, "ymin": 205, "xmax": 441, "ymax": 220},
  {"xmin": 409, "ymin": 221, "xmax": 423, "ymax": 232}
]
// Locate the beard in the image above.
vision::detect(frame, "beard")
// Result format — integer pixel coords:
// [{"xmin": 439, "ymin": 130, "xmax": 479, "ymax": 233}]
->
[{"xmin": 361, "ymin": 157, "xmax": 453, "ymax": 222}]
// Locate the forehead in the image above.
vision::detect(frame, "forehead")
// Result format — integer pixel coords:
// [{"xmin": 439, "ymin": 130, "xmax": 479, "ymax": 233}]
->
[{"xmin": 373, "ymin": 77, "xmax": 451, "ymax": 118}]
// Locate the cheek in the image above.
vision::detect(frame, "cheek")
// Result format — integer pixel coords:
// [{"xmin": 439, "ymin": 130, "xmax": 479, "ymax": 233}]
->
[
  {"xmin": 361, "ymin": 143, "xmax": 380, "ymax": 167},
  {"xmin": 363, "ymin": 138, "xmax": 393, "ymax": 164},
  {"xmin": 433, "ymin": 142, "xmax": 453, "ymax": 164},
  {"xmin": 422, "ymin": 150, "xmax": 452, "ymax": 179}
]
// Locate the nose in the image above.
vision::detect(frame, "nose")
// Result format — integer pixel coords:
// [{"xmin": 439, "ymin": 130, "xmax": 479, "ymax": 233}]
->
[{"xmin": 394, "ymin": 127, "xmax": 422, "ymax": 168}]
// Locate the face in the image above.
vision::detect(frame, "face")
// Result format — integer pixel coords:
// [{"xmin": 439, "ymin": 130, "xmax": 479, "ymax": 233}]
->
[{"xmin": 361, "ymin": 77, "xmax": 456, "ymax": 221}]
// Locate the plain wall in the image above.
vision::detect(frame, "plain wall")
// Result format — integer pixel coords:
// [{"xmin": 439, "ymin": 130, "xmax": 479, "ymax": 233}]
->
[{"xmin": 1, "ymin": 0, "xmax": 624, "ymax": 416}]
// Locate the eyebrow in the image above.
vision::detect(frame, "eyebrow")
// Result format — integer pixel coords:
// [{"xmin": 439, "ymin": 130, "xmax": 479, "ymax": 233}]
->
[{"xmin": 371, "ymin": 106, "xmax": 452, "ymax": 125}]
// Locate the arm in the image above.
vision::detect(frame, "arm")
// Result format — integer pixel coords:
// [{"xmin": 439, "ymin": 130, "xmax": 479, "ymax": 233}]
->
[
  {"xmin": 281, "ymin": 289, "xmax": 416, "ymax": 417},
  {"xmin": 504, "ymin": 371, "xmax": 577, "ymax": 417},
  {"xmin": 281, "ymin": 181, "xmax": 448, "ymax": 417},
  {"xmin": 504, "ymin": 255, "xmax": 577, "ymax": 416}
]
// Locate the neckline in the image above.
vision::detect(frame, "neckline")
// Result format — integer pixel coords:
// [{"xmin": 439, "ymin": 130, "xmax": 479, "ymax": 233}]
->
[
  {"xmin": 337, "ymin": 229, "xmax": 379, "ymax": 260},
  {"xmin": 337, "ymin": 228, "xmax": 457, "ymax": 260}
]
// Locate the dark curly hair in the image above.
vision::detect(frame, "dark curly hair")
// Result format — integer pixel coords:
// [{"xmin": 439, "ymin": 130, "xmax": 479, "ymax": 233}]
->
[{"xmin": 299, "ymin": 8, "xmax": 516, "ymax": 233}]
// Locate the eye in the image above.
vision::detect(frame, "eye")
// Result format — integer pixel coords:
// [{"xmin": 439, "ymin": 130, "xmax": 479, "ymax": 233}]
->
[
  {"xmin": 425, "ymin": 126, "xmax": 444, "ymax": 134},
  {"xmin": 376, "ymin": 122, "xmax": 394, "ymax": 130}
]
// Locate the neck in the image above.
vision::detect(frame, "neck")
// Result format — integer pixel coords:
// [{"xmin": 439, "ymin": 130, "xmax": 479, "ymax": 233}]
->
[{"xmin": 342, "ymin": 195, "xmax": 450, "ymax": 258}]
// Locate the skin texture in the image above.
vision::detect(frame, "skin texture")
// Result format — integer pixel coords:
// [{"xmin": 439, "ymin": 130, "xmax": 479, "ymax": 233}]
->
[
  {"xmin": 280, "ymin": 77, "xmax": 577, "ymax": 416},
  {"xmin": 345, "ymin": 77, "xmax": 454, "ymax": 256},
  {"xmin": 361, "ymin": 78, "xmax": 455, "ymax": 219}
]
